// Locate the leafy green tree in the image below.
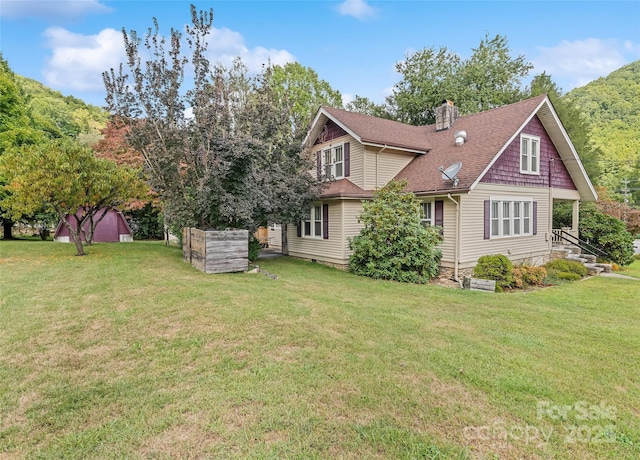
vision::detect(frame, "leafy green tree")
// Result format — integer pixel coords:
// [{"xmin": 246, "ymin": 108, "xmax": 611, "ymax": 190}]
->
[
  {"xmin": 0, "ymin": 140, "xmax": 146, "ymax": 255},
  {"xmin": 529, "ymin": 72, "xmax": 602, "ymax": 184},
  {"xmin": 103, "ymin": 5, "xmax": 322, "ymax": 237},
  {"xmin": 270, "ymin": 62, "xmax": 343, "ymax": 135},
  {"xmin": 578, "ymin": 203, "xmax": 634, "ymax": 266},
  {"xmin": 349, "ymin": 180, "xmax": 442, "ymax": 283},
  {"xmin": 388, "ymin": 34, "xmax": 532, "ymax": 125},
  {"xmin": 0, "ymin": 55, "xmax": 46, "ymax": 239},
  {"xmin": 345, "ymin": 95, "xmax": 394, "ymax": 119},
  {"xmin": 554, "ymin": 199, "xmax": 635, "ymax": 264}
]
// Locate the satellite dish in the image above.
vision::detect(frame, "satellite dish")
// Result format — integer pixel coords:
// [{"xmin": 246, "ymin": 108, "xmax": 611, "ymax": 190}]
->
[{"xmin": 439, "ymin": 161, "xmax": 462, "ymax": 187}]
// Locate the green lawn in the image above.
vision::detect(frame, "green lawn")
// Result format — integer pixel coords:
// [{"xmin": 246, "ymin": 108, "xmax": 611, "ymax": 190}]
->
[{"xmin": 1, "ymin": 240, "xmax": 639, "ymax": 459}]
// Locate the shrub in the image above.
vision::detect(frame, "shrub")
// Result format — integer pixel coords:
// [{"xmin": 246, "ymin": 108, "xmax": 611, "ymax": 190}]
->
[
  {"xmin": 349, "ymin": 180, "xmax": 442, "ymax": 283},
  {"xmin": 512, "ymin": 265, "xmax": 547, "ymax": 288},
  {"xmin": 126, "ymin": 203, "xmax": 164, "ymax": 240},
  {"xmin": 578, "ymin": 202, "xmax": 635, "ymax": 266},
  {"xmin": 544, "ymin": 259, "xmax": 588, "ymax": 277},
  {"xmin": 248, "ymin": 235, "xmax": 261, "ymax": 262},
  {"xmin": 558, "ymin": 272, "xmax": 581, "ymax": 281},
  {"xmin": 473, "ymin": 254, "xmax": 514, "ymax": 291}
]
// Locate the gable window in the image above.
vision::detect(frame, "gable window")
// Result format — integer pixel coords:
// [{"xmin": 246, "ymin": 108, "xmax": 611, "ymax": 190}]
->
[
  {"xmin": 489, "ymin": 198, "xmax": 533, "ymax": 238},
  {"xmin": 520, "ymin": 134, "xmax": 540, "ymax": 175},
  {"xmin": 322, "ymin": 144, "xmax": 345, "ymax": 180},
  {"xmin": 421, "ymin": 202, "xmax": 432, "ymax": 226}
]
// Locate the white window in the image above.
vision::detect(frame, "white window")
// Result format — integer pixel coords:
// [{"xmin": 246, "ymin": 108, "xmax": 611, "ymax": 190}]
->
[
  {"xmin": 490, "ymin": 198, "xmax": 533, "ymax": 238},
  {"xmin": 491, "ymin": 201, "xmax": 500, "ymax": 237},
  {"xmin": 303, "ymin": 205, "xmax": 323, "ymax": 238},
  {"xmin": 421, "ymin": 202, "xmax": 432, "ymax": 226},
  {"xmin": 322, "ymin": 144, "xmax": 345, "ymax": 180},
  {"xmin": 520, "ymin": 134, "xmax": 540, "ymax": 175}
]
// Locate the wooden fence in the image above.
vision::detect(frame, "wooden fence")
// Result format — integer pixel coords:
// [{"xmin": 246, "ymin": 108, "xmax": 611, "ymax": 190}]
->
[{"xmin": 182, "ymin": 228, "xmax": 248, "ymax": 274}]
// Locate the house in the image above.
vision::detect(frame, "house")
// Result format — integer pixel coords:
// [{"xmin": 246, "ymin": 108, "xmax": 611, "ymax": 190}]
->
[
  {"xmin": 54, "ymin": 208, "xmax": 133, "ymax": 243},
  {"xmin": 284, "ymin": 95, "xmax": 597, "ymax": 279}
]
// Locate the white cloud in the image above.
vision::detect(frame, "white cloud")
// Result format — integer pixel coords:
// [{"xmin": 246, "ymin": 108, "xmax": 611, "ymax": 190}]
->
[
  {"xmin": 43, "ymin": 27, "xmax": 125, "ymax": 92},
  {"xmin": 533, "ymin": 38, "xmax": 640, "ymax": 89},
  {"xmin": 0, "ymin": 0, "xmax": 111, "ymax": 21},
  {"xmin": 337, "ymin": 0, "xmax": 377, "ymax": 20},
  {"xmin": 205, "ymin": 27, "xmax": 295, "ymax": 72},
  {"xmin": 40, "ymin": 24, "xmax": 295, "ymax": 94}
]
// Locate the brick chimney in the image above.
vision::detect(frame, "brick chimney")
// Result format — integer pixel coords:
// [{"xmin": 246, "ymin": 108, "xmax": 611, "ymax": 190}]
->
[{"xmin": 435, "ymin": 100, "xmax": 458, "ymax": 131}]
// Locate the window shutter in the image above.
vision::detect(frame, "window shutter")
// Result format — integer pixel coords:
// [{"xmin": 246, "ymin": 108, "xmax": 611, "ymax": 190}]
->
[
  {"xmin": 484, "ymin": 200, "xmax": 490, "ymax": 239},
  {"xmin": 434, "ymin": 200, "xmax": 444, "ymax": 226},
  {"xmin": 344, "ymin": 142, "xmax": 350, "ymax": 177},
  {"xmin": 322, "ymin": 204, "xmax": 329, "ymax": 239},
  {"xmin": 316, "ymin": 151, "xmax": 321, "ymax": 180},
  {"xmin": 296, "ymin": 221, "xmax": 302, "ymax": 237},
  {"xmin": 533, "ymin": 202, "xmax": 538, "ymax": 235}
]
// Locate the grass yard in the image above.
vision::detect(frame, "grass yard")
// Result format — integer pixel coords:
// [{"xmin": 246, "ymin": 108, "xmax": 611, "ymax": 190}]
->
[{"xmin": 1, "ymin": 240, "xmax": 639, "ymax": 459}]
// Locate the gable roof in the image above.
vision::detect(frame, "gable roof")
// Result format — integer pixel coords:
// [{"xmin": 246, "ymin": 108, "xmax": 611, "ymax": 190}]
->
[
  {"xmin": 306, "ymin": 106, "xmax": 432, "ymax": 154},
  {"xmin": 395, "ymin": 95, "xmax": 597, "ymax": 201},
  {"xmin": 396, "ymin": 95, "xmax": 547, "ymax": 194},
  {"xmin": 309, "ymin": 95, "xmax": 597, "ymax": 202}
]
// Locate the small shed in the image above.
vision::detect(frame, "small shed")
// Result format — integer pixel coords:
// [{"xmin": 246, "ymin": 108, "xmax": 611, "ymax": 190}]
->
[{"xmin": 54, "ymin": 208, "xmax": 133, "ymax": 243}]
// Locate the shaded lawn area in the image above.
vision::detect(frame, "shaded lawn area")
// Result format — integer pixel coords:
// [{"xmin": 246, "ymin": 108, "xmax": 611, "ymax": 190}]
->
[{"xmin": 1, "ymin": 240, "xmax": 639, "ymax": 459}]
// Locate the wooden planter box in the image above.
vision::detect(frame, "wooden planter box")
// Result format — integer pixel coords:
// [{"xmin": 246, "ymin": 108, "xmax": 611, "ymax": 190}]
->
[{"xmin": 182, "ymin": 228, "xmax": 248, "ymax": 274}]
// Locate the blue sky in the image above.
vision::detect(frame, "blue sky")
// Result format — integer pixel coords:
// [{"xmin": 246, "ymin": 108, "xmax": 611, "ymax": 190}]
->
[{"xmin": 1, "ymin": 0, "xmax": 639, "ymax": 108}]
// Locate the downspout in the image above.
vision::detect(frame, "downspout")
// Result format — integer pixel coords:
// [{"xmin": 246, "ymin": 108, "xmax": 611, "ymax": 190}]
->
[
  {"xmin": 376, "ymin": 145, "xmax": 387, "ymax": 189},
  {"xmin": 446, "ymin": 193, "xmax": 460, "ymax": 283},
  {"xmin": 549, "ymin": 158, "xmax": 554, "ymax": 247}
]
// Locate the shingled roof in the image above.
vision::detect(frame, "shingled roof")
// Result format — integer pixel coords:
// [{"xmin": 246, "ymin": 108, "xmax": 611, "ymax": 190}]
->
[
  {"xmin": 313, "ymin": 94, "xmax": 597, "ymax": 201},
  {"xmin": 308, "ymin": 106, "xmax": 432, "ymax": 154},
  {"xmin": 396, "ymin": 95, "xmax": 548, "ymax": 194}
]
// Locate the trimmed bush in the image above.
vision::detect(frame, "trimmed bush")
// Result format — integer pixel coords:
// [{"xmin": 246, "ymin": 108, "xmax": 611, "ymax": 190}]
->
[
  {"xmin": 473, "ymin": 254, "xmax": 514, "ymax": 291},
  {"xmin": 544, "ymin": 259, "xmax": 588, "ymax": 277},
  {"xmin": 512, "ymin": 266, "xmax": 547, "ymax": 288},
  {"xmin": 558, "ymin": 272, "xmax": 582, "ymax": 281}
]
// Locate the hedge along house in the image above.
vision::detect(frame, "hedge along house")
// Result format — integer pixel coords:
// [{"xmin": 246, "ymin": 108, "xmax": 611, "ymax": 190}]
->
[
  {"xmin": 286, "ymin": 95, "xmax": 597, "ymax": 280},
  {"xmin": 54, "ymin": 208, "xmax": 133, "ymax": 243}
]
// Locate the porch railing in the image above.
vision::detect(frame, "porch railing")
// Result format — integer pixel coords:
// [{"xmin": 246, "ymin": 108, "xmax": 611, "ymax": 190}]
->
[{"xmin": 552, "ymin": 229, "xmax": 614, "ymax": 261}]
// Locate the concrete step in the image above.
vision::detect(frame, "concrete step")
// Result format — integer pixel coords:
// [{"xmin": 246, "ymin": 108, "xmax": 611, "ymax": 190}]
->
[
  {"xmin": 551, "ymin": 248, "xmax": 572, "ymax": 259},
  {"xmin": 595, "ymin": 263, "xmax": 613, "ymax": 273},
  {"xmin": 584, "ymin": 263, "xmax": 604, "ymax": 275},
  {"xmin": 582, "ymin": 254, "xmax": 597, "ymax": 263},
  {"xmin": 566, "ymin": 255, "xmax": 588, "ymax": 264}
]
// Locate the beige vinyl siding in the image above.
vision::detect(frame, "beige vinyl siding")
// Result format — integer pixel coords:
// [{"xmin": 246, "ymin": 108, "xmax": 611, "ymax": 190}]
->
[
  {"xmin": 347, "ymin": 140, "xmax": 365, "ymax": 189},
  {"xmin": 287, "ymin": 200, "xmax": 351, "ymax": 265},
  {"xmin": 458, "ymin": 184, "xmax": 552, "ymax": 268},
  {"xmin": 313, "ymin": 134, "xmax": 366, "ymax": 188},
  {"xmin": 342, "ymin": 199, "xmax": 365, "ymax": 260},
  {"xmin": 364, "ymin": 147, "xmax": 416, "ymax": 190}
]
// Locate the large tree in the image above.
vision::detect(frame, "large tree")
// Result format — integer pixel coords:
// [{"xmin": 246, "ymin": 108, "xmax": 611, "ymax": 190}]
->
[
  {"xmin": 270, "ymin": 62, "xmax": 343, "ymax": 136},
  {"xmin": 103, "ymin": 5, "xmax": 322, "ymax": 236},
  {"xmin": 0, "ymin": 140, "xmax": 146, "ymax": 255},
  {"xmin": 387, "ymin": 34, "xmax": 532, "ymax": 125},
  {"xmin": 0, "ymin": 55, "xmax": 45, "ymax": 239}
]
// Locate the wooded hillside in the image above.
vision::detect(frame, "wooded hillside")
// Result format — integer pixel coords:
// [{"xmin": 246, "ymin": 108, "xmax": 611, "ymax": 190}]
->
[{"xmin": 565, "ymin": 60, "xmax": 640, "ymax": 202}]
